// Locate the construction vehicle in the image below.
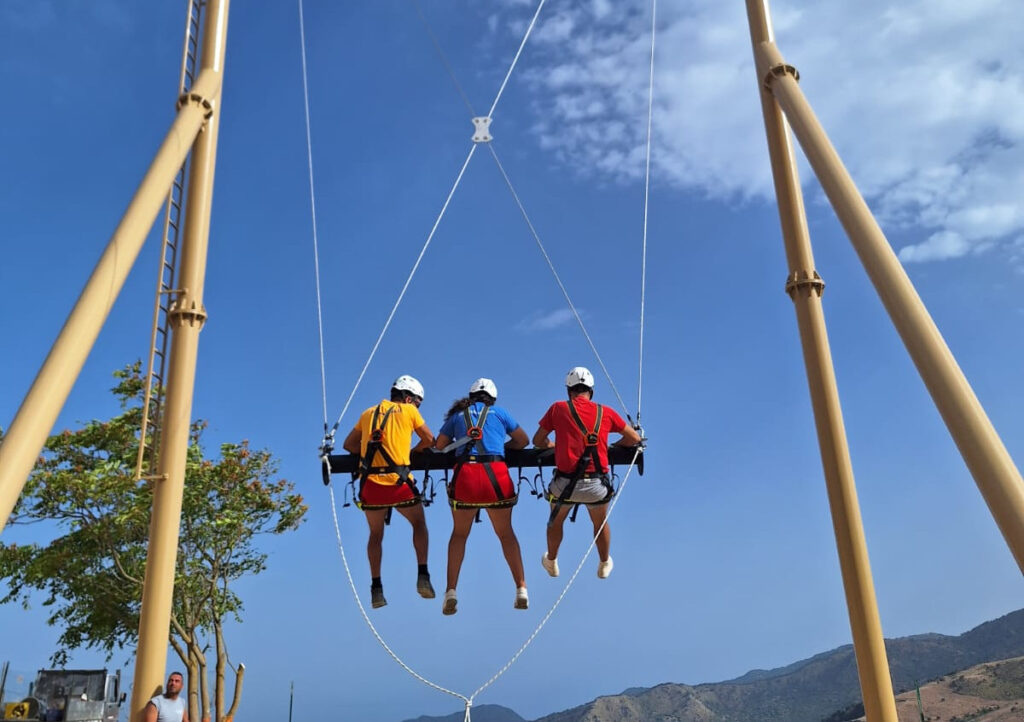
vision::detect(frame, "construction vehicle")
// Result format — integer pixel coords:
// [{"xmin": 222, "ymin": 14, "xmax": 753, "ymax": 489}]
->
[{"xmin": 1, "ymin": 670, "xmax": 123, "ymax": 722}]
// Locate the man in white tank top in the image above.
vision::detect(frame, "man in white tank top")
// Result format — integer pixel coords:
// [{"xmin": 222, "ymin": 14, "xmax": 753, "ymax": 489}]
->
[{"xmin": 145, "ymin": 672, "xmax": 189, "ymax": 722}]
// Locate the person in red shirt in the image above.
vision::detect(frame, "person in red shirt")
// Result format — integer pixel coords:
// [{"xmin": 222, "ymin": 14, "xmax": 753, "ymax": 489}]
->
[{"xmin": 532, "ymin": 367, "xmax": 640, "ymax": 579}]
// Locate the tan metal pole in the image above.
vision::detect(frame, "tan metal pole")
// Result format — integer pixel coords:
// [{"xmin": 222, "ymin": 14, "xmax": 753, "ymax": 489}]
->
[
  {"xmin": 129, "ymin": 0, "xmax": 230, "ymax": 717},
  {"xmin": 0, "ymin": 70, "xmax": 221, "ymax": 535},
  {"xmin": 753, "ymin": 36, "xmax": 1024, "ymax": 575},
  {"xmin": 745, "ymin": 3, "xmax": 899, "ymax": 721}
]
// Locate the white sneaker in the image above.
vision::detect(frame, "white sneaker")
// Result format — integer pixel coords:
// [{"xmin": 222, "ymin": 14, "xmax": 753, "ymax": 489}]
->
[
  {"xmin": 597, "ymin": 556, "xmax": 614, "ymax": 579},
  {"xmin": 541, "ymin": 552, "xmax": 559, "ymax": 577},
  {"xmin": 514, "ymin": 587, "xmax": 529, "ymax": 610},
  {"xmin": 442, "ymin": 589, "xmax": 457, "ymax": 616}
]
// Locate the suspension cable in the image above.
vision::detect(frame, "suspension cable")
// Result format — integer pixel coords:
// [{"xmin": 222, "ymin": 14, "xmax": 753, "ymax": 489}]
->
[
  {"xmin": 486, "ymin": 143, "xmax": 633, "ymax": 423},
  {"xmin": 487, "ymin": 0, "xmax": 548, "ymax": 119},
  {"xmin": 328, "ymin": 144, "xmax": 478, "ymax": 437},
  {"xmin": 637, "ymin": 0, "xmax": 656, "ymax": 422},
  {"xmin": 411, "ymin": 0, "xmax": 477, "ymax": 117},
  {"xmin": 297, "ymin": 0, "xmax": 329, "ymax": 431}
]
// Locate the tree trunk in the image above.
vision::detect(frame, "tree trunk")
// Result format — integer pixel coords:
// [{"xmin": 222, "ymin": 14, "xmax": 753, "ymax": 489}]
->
[
  {"xmin": 214, "ymin": 621, "xmax": 225, "ymax": 722},
  {"xmin": 223, "ymin": 664, "xmax": 245, "ymax": 722},
  {"xmin": 185, "ymin": 656, "xmax": 200, "ymax": 722}
]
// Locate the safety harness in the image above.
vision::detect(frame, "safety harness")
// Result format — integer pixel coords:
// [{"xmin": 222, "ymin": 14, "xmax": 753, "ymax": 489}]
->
[
  {"xmin": 546, "ymin": 400, "xmax": 613, "ymax": 526},
  {"xmin": 448, "ymin": 404, "xmax": 516, "ymax": 510},
  {"xmin": 356, "ymin": 402, "xmax": 422, "ymax": 512}
]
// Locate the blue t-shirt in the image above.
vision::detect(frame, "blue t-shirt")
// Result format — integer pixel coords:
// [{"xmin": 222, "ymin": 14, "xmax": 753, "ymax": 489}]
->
[{"xmin": 439, "ymin": 402, "xmax": 520, "ymax": 456}]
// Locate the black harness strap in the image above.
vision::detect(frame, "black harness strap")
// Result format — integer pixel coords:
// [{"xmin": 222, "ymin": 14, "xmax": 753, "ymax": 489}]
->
[
  {"xmin": 357, "ymin": 403, "xmax": 420, "ymax": 511},
  {"xmin": 547, "ymin": 401, "xmax": 611, "ymax": 526},
  {"xmin": 449, "ymin": 405, "xmax": 509, "ymax": 507}
]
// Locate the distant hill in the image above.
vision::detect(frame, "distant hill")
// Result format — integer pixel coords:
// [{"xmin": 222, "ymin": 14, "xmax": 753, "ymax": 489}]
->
[
  {"xmin": 400, "ymin": 609, "xmax": 1024, "ymax": 722},
  {"xmin": 855, "ymin": 655, "xmax": 1024, "ymax": 721},
  {"xmin": 403, "ymin": 704, "xmax": 525, "ymax": 722}
]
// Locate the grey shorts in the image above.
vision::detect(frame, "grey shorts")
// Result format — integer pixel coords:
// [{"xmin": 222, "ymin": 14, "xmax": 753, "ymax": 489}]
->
[{"xmin": 547, "ymin": 474, "xmax": 613, "ymax": 504}]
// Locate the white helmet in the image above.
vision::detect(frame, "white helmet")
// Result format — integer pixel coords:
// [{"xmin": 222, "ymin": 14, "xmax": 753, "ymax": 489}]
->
[
  {"xmin": 392, "ymin": 374, "xmax": 424, "ymax": 399},
  {"xmin": 468, "ymin": 378, "xmax": 498, "ymax": 400},
  {"xmin": 565, "ymin": 366, "xmax": 594, "ymax": 389}
]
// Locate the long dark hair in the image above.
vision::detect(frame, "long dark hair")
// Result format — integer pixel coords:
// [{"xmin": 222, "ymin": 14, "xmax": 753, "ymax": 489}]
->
[{"xmin": 444, "ymin": 392, "xmax": 495, "ymax": 420}]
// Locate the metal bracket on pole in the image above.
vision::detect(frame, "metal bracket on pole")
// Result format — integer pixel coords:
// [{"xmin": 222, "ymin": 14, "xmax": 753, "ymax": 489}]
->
[
  {"xmin": 167, "ymin": 295, "xmax": 208, "ymax": 328},
  {"xmin": 176, "ymin": 91, "xmax": 214, "ymax": 119},
  {"xmin": 472, "ymin": 117, "xmax": 492, "ymax": 143},
  {"xmin": 785, "ymin": 269, "xmax": 825, "ymax": 299},
  {"xmin": 762, "ymin": 61, "xmax": 800, "ymax": 91}
]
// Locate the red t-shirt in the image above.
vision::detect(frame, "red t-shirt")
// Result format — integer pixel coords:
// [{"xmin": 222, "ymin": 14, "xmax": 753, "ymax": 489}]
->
[{"xmin": 538, "ymin": 397, "xmax": 626, "ymax": 475}]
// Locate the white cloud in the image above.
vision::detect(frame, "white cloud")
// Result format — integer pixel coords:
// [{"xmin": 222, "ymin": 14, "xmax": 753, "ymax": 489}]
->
[
  {"xmin": 494, "ymin": 0, "xmax": 1024, "ymax": 263},
  {"xmin": 515, "ymin": 308, "xmax": 579, "ymax": 332}
]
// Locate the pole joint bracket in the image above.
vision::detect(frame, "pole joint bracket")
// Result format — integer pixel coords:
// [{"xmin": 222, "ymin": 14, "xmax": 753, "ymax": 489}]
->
[
  {"xmin": 785, "ymin": 269, "xmax": 825, "ymax": 299},
  {"xmin": 763, "ymin": 62, "xmax": 800, "ymax": 92},
  {"xmin": 168, "ymin": 293, "xmax": 208, "ymax": 328},
  {"xmin": 176, "ymin": 91, "xmax": 214, "ymax": 120}
]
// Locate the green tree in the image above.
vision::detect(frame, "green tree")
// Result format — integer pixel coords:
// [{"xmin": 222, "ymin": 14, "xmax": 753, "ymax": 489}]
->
[{"xmin": 0, "ymin": 365, "xmax": 307, "ymax": 722}]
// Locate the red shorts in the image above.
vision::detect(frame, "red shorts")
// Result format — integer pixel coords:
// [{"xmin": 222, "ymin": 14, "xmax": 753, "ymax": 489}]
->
[
  {"xmin": 359, "ymin": 478, "xmax": 420, "ymax": 509},
  {"xmin": 448, "ymin": 462, "xmax": 517, "ymax": 508}
]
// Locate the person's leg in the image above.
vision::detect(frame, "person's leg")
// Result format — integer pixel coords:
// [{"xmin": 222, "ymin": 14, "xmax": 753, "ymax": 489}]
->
[
  {"xmin": 396, "ymin": 503, "xmax": 429, "ymax": 564},
  {"xmin": 486, "ymin": 507, "xmax": 525, "ymax": 588},
  {"xmin": 396, "ymin": 503, "xmax": 434, "ymax": 598},
  {"xmin": 364, "ymin": 509, "xmax": 388, "ymax": 578},
  {"xmin": 586, "ymin": 503, "xmax": 611, "ymax": 561},
  {"xmin": 546, "ymin": 503, "xmax": 572, "ymax": 560},
  {"xmin": 446, "ymin": 508, "xmax": 476, "ymax": 591}
]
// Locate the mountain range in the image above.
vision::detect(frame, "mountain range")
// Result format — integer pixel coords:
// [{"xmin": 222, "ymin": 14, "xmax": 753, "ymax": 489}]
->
[{"xmin": 401, "ymin": 608, "xmax": 1024, "ymax": 722}]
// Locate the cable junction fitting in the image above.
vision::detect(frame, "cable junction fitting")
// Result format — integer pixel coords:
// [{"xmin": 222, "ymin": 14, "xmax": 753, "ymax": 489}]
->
[
  {"xmin": 785, "ymin": 269, "xmax": 826, "ymax": 299},
  {"xmin": 472, "ymin": 117, "xmax": 492, "ymax": 143}
]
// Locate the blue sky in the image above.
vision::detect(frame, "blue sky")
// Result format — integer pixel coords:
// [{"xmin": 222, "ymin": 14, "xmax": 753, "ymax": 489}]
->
[{"xmin": 2, "ymin": 1, "xmax": 1024, "ymax": 721}]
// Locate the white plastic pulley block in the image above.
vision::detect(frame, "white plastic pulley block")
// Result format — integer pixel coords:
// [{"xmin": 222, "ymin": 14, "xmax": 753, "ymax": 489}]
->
[{"xmin": 472, "ymin": 117, "xmax": 492, "ymax": 143}]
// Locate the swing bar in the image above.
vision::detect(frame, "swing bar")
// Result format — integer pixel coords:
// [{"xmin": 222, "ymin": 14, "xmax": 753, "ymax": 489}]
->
[{"xmin": 322, "ymin": 446, "xmax": 643, "ymax": 484}]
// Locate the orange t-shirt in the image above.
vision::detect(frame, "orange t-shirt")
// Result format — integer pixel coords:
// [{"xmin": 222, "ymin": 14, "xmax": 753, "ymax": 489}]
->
[{"xmin": 354, "ymin": 400, "xmax": 425, "ymax": 485}]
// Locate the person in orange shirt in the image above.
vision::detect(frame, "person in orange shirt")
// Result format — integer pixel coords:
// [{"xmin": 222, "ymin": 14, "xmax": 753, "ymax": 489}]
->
[{"xmin": 343, "ymin": 375, "xmax": 435, "ymax": 609}]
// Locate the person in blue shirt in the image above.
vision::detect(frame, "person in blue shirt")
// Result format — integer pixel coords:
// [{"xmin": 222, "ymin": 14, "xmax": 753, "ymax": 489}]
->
[{"xmin": 434, "ymin": 378, "xmax": 530, "ymax": 615}]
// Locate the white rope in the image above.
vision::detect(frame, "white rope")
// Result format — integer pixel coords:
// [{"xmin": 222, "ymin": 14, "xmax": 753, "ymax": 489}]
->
[
  {"xmin": 327, "ymin": 143, "xmax": 478, "ymax": 435},
  {"xmin": 468, "ymin": 449, "xmax": 642, "ymax": 701},
  {"xmin": 487, "ymin": 0, "xmax": 548, "ymax": 119},
  {"xmin": 486, "ymin": 143, "xmax": 633, "ymax": 421},
  {"xmin": 326, "ymin": 486, "xmax": 470, "ymax": 705},
  {"xmin": 637, "ymin": 0, "xmax": 656, "ymax": 421},
  {"xmin": 297, "ymin": 0, "xmax": 329, "ymax": 429},
  {"xmin": 324, "ymin": 450, "xmax": 642, "ymax": 714}
]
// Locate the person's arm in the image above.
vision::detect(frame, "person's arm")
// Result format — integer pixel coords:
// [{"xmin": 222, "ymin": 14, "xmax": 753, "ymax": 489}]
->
[
  {"xmin": 342, "ymin": 427, "xmax": 362, "ymax": 455},
  {"xmin": 144, "ymin": 702, "xmax": 157, "ymax": 722},
  {"xmin": 434, "ymin": 433, "xmax": 452, "ymax": 451},
  {"xmin": 413, "ymin": 424, "xmax": 435, "ymax": 452},
  {"xmin": 181, "ymin": 704, "xmax": 189, "ymax": 722},
  {"xmin": 532, "ymin": 425, "xmax": 553, "ymax": 449},
  {"xmin": 505, "ymin": 426, "xmax": 529, "ymax": 451},
  {"xmin": 612, "ymin": 423, "xmax": 641, "ymax": 447}
]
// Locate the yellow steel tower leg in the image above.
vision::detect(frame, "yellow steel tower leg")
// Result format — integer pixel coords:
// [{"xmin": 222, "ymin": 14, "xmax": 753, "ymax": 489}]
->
[
  {"xmin": 0, "ymin": 79, "xmax": 221, "ymax": 534},
  {"xmin": 129, "ymin": 0, "xmax": 230, "ymax": 718},
  {"xmin": 744, "ymin": 2, "xmax": 898, "ymax": 721},
  {"xmin": 750, "ymin": 14, "xmax": 1024, "ymax": 574}
]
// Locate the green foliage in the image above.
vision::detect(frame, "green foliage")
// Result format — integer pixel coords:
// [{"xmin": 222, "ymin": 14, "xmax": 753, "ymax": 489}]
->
[{"xmin": 0, "ymin": 363, "xmax": 307, "ymax": 670}]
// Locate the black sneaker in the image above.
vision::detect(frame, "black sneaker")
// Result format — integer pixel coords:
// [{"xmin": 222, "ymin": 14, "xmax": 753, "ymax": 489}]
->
[
  {"xmin": 417, "ymin": 572, "xmax": 435, "ymax": 599},
  {"xmin": 371, "ymin": 586, "xmax": 387, "ymax": 609}
]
